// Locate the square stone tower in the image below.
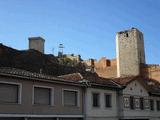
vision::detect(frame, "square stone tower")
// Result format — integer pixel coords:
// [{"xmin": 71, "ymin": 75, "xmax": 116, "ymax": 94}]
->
[
  {"xmin": 28, "ymin": 37, "xmax": 45, "ymax": 53},
  {"xmin": 116, "ymin": 28, "xmax": 145, "ymax": 77}
]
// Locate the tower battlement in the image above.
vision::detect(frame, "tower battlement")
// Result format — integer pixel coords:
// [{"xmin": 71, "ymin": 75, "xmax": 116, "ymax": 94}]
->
[{"xmin": 116, "ymin": 28, "xmax": 145, "ymax": 77}]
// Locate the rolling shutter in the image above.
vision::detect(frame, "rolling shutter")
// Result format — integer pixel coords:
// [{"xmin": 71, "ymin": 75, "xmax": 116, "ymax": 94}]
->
[
  {"xmin": 0, "ymin": 83, "xmax": 18, "ymax": 103},
  {"xmin": 34, "ymin": 87, "xmax": 51, "ymax": 105}
]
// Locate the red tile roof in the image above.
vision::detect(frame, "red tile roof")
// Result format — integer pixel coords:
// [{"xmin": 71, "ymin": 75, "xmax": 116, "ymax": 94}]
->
[
  {"xmin": 59, "ymin": 72, "xmax": 121, "ymax": 88},
  {"xmin": 0, "ymin": 67, "xmax": 84, "ymax": 85},
  {"xmin": 112, "ymin": 76, "xmax": 139, "ymax": 86},
  {"xmin": 113, "ymin": 76, "xmax": 160, "ymax": 95},
  {"xmin": 58, "ymin": 73, "xmax": 83, "ymax": 81}
]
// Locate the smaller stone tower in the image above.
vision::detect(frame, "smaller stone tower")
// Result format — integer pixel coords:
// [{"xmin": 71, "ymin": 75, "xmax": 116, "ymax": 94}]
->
[
  {"xmin": 116, "ymin": 28, "xmax": 145, "ymax": 77},
  {"xmin": 28, "ymin": 37, "xmax": 45, "ymax": 53}
]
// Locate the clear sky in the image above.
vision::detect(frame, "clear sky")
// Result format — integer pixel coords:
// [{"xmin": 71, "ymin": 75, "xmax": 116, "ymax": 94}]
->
[{"xmin": 0, "ymin": 0, "xmax": 159, "ymax": 64}]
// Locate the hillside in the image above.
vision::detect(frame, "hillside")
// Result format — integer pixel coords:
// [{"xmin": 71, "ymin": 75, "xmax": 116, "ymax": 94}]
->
[{"xmin": 0, "ymin": 43, "xmax": 85, "ymax": 76}]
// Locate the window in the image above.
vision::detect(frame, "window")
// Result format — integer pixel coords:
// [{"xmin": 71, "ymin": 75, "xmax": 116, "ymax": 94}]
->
[
  {"xmin": 105, "ymin": 94, "xmax": 112, "ymax": 108},
  {"xmin": 34, "ymin": 87, "xmax": 52, "ymax": 105},
  {"xmin": 144, "ymin": 99, "xmax": 150, "ymax": 109},
  {"xmin": 134, "ymin": 98, "xmax": 140, "ymax": 109},
  {"xmin": 92, "ymin": 93, "xmax": 100, "ymax": 107},
  {"xmin": 150, "ymin": 99, "xmax": 154, "ymax": 111},
  {"xmin": 130, "ymin": 96, "xmax": 134, "ymax": 109},
  {"xmin": 0, "ymin": 82, "xmax": 21, "ymax": 104},
  {"xmin": 140, "ymin": 98, "xmax": 144, "ymax": 110},
  {"xmin": 157, "ymin": 100, "xmax": 160, "ymax": 111},
  {"xmin": 123, "ymin": 97, "xmax": 130, "ymax": 108},
  {"xmin": 63, "ymin": 90, "xmax": 78, "ymax": 106}
]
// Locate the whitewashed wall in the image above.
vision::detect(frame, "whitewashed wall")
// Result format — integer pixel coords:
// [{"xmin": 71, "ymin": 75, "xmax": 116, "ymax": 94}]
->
[
  {"xmin": 150, "ymin": 96, "xmax": 160, "ymax": 120},
  {"xmin": 85, "ymin": 88, "xmax": 118, "ymax": 120},
  {"xmin": 120, "ymin": 80, "xmax": 160, "ymax": 120}
]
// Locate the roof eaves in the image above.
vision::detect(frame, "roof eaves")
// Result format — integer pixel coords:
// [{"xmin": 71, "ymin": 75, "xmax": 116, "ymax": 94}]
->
[{"xmin": 0, "ymin": 72, "xmax": 85, "ymax": 87}]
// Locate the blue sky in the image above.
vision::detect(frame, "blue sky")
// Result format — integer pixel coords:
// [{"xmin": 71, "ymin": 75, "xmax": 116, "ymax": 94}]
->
[{"xmin": 0, "ymin": 0, "xmax": 159, "ymax": 64}]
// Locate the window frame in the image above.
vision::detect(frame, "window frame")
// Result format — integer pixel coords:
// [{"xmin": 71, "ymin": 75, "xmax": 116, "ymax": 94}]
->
[
  {"xmin": 144, "ymin": 99, "xmax": 150, "ymax": 110},
  {"xmin": 104, "ymin": 93, "xmax": 112, "ymax": 108},
  {"xmin": 0, "ymin": 81, "xmax": 22, "ymax": 104},
  {"xmin": 32, "ymin": 85, "xmax": 54, "ymax": 106},
  {"xmin": 62, "ymin": 88, "xmax": 80, "ymax": 107},
  {"xmin": 150, "ymin": 99, "xmax": 154, "ymax": 111},
  {"xmin": 156, "ymin": 100, "xmax": 160, "ymax": 111},
  {"xmin": 92, "ymin": 92, "xmax": 100, "ymax": 108},
  {"xmin": 134, "ymin": 97, "xmax": 140, "ymax": 109},
  {"xmin": 140, "ymin": 97, "xmax": 144, "ymax": 110},
  {"xmin": 123, "ymin": 96, "xmax": 130, "ymax": 108}
]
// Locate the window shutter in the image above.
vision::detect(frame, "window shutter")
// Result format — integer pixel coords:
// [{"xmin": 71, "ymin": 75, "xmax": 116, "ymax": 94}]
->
[
  {"xmin": 34, "ymin": 87, "xmax": 51, "ymax": 105},
  {"xmin": 0, "ymin": 83, "xmax": 18, "ymax": 103},
  {"xmin": 64, "ymin": 90, "xmax": 77, "ymax": 106}
]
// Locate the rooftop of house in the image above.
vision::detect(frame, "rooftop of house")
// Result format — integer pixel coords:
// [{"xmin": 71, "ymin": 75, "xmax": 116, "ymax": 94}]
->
[
  {"xmin": 113, "ymin": 76, "xmax": 160, "ymax": 96},
  {"xmin": 59, "ymin": 72, "xmax": 121, "ymax": 89},
  {"xmin": 0, "ymin": 66, "xmax": 160, "ymax": 95},
  {"xmin": 0, "ymin": 67, "xmax": 85, "ymax": 86},
  {"xmin": 0, "ymin": 67, "xmax": 121, "ymax": 89}
]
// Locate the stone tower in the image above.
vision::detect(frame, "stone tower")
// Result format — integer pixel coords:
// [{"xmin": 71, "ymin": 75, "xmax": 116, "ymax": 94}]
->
[
  {"xmin": 116, "ymin": 28, "xmax": 145, "ymax": 77},
  {"xmin": 28, "ymin": 37, "xmax": 45, "ymax": 53}
]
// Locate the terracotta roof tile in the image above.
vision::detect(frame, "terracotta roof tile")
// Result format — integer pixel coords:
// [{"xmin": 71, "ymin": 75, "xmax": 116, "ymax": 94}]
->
[
  {"xmin": 58, "ymin": 73, "xmax": 83, "ymax": 81},
  {"xmin": 0, "ymin": 67, "xmax": 82, "ymax": 84},
  {"xmin": 112, "ymin": 76, "xmax": 139, "ymax": 86},
  {"xmin": 113, "ymin": 76, "xmax": 160, "ymax": 95},
  {"xmin": 59, "ymin": 72, "xmax": 121, "ymax": 88}
]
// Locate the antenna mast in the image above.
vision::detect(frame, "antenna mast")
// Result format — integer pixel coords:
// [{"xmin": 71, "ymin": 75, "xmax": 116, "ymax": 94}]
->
[{"xmin": 58, "ymin": 43, "xmax": 64, "ymax": 57}]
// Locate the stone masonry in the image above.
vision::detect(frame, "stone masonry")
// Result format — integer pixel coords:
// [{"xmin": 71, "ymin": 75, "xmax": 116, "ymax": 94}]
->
[
  {"xmin": 116, "ymin": 28, "xmax": 145, "ymax": 77},
  {"xmin": 83, "ymin": 28, "xmax": 160, "ymax": 81}
]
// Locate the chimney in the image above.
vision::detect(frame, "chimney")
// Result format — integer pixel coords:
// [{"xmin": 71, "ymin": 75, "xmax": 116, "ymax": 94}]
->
[{"xmin": 28, "ymin": 37, "xmax": 45, "ymax": 53}]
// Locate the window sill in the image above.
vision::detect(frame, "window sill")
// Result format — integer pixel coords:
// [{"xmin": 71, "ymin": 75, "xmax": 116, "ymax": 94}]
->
[
  {"xmin": 92, "ymin": 106, "xmax": 100, "ymax": 109},
  {"xmin": 63, "ymin": 105, "xmax": 79, "ymax": 108},
  {"xmin": 105, "ymin": 107, "xmax": 112, "ymax": 110},
  {"xmin": 0, "ymin": 102, "xmax": 21, "ymax": 105},
  {"xmin": 33, "ymin": 104, "xmax": 54, "ymax": 107}
]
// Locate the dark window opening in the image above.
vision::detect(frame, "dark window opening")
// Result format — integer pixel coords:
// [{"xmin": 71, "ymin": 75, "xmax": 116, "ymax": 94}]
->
[
  {"xmin": 140, "ymin": 98, "xmax": 144, "ymax": 110},
  {"xmin": 130, "ymin": 96, "xmax": 134, "ymax": 109},
  {"xmin": 105, "ymin": 94, "xmax": 112, "ymax": 108},
  {"xmin": 150, "ymin": 99, "xmax": 154, "ymax": 111},
  {"xmin": 92, "ymin": 93, "xmax": 100, "ymax": 107},
  {"xmin": 157, "ymin": 100, "xmax": 160, "ymax": 111}
]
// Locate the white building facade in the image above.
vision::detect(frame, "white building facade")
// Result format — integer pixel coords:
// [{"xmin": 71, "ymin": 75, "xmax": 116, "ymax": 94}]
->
[
  {"xmin": 115, "ymin": 78, "xmax": 160, "ymax": 120},
  {"xmin": 85, "ymin": 87, "xmax": 119, "ymax": 120}
]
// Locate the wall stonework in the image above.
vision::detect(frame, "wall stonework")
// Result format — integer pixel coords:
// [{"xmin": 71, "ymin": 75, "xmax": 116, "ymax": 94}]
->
[
  {"xmin": 94, "ymin": 57, "xmax": 111, "ymax": 69},
  {"xmin": 111, "ymin": 59, "xmax": 117, "ymax": 66},
  {"xmin": 141, "ymin": 64, "xmax": 160, "ymax": 82},
  {"xmin": 83, "ymin": 28, "xmax": 160, "ymax": 82},
  {"xmin": 116, "ymin": 28, "xmax": 145, "ymax": 77},
  {"xmin": 94, "ymin": 62, "xmax": 160, "ymax": 81},
  {"xmin": 96, "ymin": 66, "xmax": 117, "ymax": 78}
]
